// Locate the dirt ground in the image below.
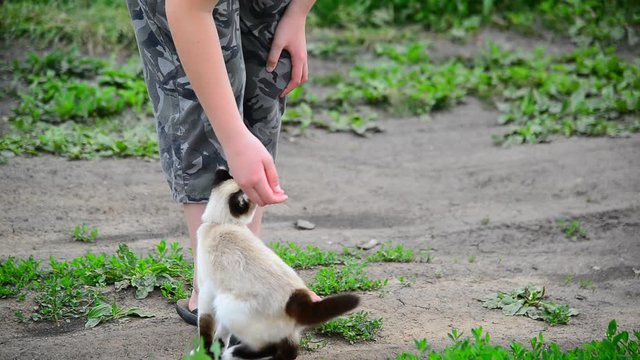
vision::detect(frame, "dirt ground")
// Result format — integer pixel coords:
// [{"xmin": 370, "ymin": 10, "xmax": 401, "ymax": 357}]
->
[{"xmin": 1, "ymin": 29, "xmax": 639, "ymax": 359}]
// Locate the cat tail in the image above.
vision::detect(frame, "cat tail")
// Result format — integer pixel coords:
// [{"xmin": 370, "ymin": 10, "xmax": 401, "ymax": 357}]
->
[{"xmin": 285, "ymin": 289, "xmax": 360, "ymax": 326}]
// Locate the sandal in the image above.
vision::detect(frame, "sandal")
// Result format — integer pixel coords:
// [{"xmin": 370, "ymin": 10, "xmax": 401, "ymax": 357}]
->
[{"xmin": 176, "ymin": 299, "xmax": 198, "ymax": 326}]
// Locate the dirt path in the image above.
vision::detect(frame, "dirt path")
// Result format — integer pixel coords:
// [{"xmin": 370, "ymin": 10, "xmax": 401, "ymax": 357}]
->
[{"xmin": 1, "ymin": 96, "xmax": 639, "ymax": 359}]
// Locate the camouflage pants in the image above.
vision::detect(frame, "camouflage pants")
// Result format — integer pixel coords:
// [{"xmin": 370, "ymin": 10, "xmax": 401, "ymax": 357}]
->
[{"xmin": 127, "ymin": 0, "xmax": 291, "ymax": 203}]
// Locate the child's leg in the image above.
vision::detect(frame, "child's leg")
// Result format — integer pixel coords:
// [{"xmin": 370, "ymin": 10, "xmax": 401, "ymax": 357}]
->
[{"xmin": 184, "ymin": 204, "xmax": 264, "ymax": 311}]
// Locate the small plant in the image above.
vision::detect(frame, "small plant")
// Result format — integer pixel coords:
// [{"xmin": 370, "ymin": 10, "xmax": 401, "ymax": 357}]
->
[
  {"xmin": 85, "ymin": 300, "xmax": 154, "ymax": 328},
  {"xmin": 393, "ymin": 320, "xmax": 639, "ymax": 359},
  {"xmin": 317, "ymin": 311, "xmax": 383, "ymax": 344},
  {"xmin": 366, "ymin": 243, "xmax": 414, "ymax": 263},
  {"xmin": 309, "ymin": 260, "xmax": 386, "ymax": 296},
  {"xmin": 578, "ymin": 279, "xmax": 595, "ymax": 290},
  {"xmin": 468, "ymin": 255, "xmax": 476, "ymax": 263},
  {"xmin": 559, "ymin": 219, "xmax": 588, "ymax": 239},
  {"xmin": 480, "ymin": 285, "xmax": 578, "ymax": 325},
  {"xmin": 0, "ymin": 256, "xmax": 42, "ymax": 298},
  {"xmin": 481, "ymin": 217, "xmax": 490, "ymax": 225},
  {"xmin": 2, "ymin": 240, "xmax": 193, "ymax": 324},
  {"xmin": 299, "ymin": 333, "xmax": 328, "ymax": 352},
  {"xmin": 72, "ymin": 224, "xmax": 98, "ymax": 243},
  {"xmin": 270, "ymin": 242, "xmax": 340, "ymax": 269}
]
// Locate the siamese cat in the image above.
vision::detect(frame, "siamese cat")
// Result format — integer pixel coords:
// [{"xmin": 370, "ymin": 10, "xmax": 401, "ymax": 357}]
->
[{"xmin": 196, "ymin": 169, "xmax": 360, "ymax": 360}]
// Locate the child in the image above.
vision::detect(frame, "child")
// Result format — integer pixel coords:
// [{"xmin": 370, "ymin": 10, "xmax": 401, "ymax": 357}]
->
[{"xmin": 126, "ymin": 0, "xmax": 316, "ymax": 325}]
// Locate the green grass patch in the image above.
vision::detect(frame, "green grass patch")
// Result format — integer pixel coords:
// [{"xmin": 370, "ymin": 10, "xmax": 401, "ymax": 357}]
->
[
  {"xmin": 559, "ymin": 219, "xmax": 589, "ymax": 239},
  {"xmin": 317, "ymin": 310, "xmax": 383, "ymax": 344},
  {"xmin": 71, "ymin": 224, "xmax": 99, "ymax": 243},
  {"xmin": 309, "ymin": 0, "xmax": 639, "ymax": 47},
  {"xmin": 309, "ymin": 260, "xmax": 387, "ymax": 296},
  {"xmin": 480, "ymin": 285, "xmax": 578, "ymax": 325},
  {"xmin": 270, "ymin": 242, "xmax": 341, "ymax": 269},
  {"xmin": 0, "ymin": 240, "xmax": 192, "ymax": 324},
  {"xmin": 1, "ymin": 50, "xmax": 157, "ymax": 159},
  {"xmin": 395, "ymin": 320, "xmax": 639, "ymax": 360},
  {"xmin": 366, "ymin": 243, "xmax": 415, "ymax": 263},
  {"xmin": 0, "ymin": 0, "xmax": 135, "ymax": 53},
  {"xmin": 286, "ymin": 43, "xmax": 639, "ymax": 143},
  {"xmin": 0, "ymin": 257, "xmax": 42, "ymax": 299}
]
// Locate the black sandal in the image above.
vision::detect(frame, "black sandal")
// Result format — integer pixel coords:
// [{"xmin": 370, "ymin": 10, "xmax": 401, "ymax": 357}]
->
[{"xmin": 176, "ymin": 299, "xmax": 198, "ymax": 326}]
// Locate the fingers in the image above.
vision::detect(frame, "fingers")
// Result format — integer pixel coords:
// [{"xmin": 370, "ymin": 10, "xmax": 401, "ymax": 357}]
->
[
  {"xmin": 263, "ymin": 157, "xmax": 284, "ymax": 195},
  {"xmin": 266, "ymin": 41, "xmax": 283, "ymax": 73},
  {"xmin": 238, "ymin": 162, "xmax": 287, "ymax": 207},
  {"xmin": 281, "ymin": 55, "xmax": 304, "ymax": 97}
]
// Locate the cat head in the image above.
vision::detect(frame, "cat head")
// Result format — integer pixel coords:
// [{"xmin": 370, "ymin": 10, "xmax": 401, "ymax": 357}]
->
[{"xmin": 201, "ymin": 168, "xmax": 257, "ymax": 225}]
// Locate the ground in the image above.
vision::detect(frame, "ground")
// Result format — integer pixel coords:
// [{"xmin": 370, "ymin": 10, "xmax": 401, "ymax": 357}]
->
[{"xmin": 0, "ymin": 30, "xmax": 639, "ymax": 359}]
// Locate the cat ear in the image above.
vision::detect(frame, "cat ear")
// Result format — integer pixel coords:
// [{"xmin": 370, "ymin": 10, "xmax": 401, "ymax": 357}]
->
[
  {"xmin": 228, "ymin": 190, "xmax": 251, "ymax": 217},
  {"xmin": 213, "ymin": 168, "xmax": 233, "ymax": 188},
  {"xmin": 285, "ymin": 289, "xmax": 360, "ymax": 326}
]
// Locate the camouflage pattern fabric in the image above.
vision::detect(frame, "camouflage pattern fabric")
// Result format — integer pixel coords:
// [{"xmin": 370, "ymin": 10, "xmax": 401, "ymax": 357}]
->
[{"xmin": 126, "ymin": 0, "xmax": 292, "ymax": 203}]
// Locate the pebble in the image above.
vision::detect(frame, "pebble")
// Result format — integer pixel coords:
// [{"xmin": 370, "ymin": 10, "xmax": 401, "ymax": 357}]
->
[
  {"xmin": 357, "ymin": 239, "xmax": 380, "ymax": 250},
  {"xmin": 295, "ymin": 219, "xmax": 315, "ymax": 230}
]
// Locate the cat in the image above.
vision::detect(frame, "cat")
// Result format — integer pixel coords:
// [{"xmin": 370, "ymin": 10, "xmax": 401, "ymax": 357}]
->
[{"xmin": 195, "ymin": 168, "xmax": 360, "ymax": 360}]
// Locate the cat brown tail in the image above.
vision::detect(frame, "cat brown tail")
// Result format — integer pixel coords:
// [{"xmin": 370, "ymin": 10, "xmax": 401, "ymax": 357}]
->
[{"xmin": 285, "ymin": 289, "xmax": 360, "ymax": 326}]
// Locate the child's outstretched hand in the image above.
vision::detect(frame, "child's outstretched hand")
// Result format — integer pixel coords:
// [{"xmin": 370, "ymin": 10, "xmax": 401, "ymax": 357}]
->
[{"xmin": 225, "ymin": 131, "xmax": 288, "ymax": 207}]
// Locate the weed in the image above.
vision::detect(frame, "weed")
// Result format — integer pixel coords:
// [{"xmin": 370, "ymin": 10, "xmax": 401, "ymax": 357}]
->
[
  {"xmin": 317, "ymin": 311, "xmax": 383, "ymax": 344},
  {"xmin": 564, "ymin": 275, "xmax": 575, "ymax": 285},
  {"xmin": 270, "ymin": 242, "xmax": 340, "ymax": 269},
  {"xmin": 480, "ymin": 285, "xmax": 578, "ymax": 325},
  {"xmin": 1, "ymin": 51, "xmax": 156, "ymax": 160},
  {"xmin": 85, "ymin": 300, "xmax": 154, "ymax": 328},
  {"xmin": 559, "ymin": 219, "xmax": 589, "ymax": 239},
  {"xmin": 468, "ymin": 255, "xmax": 476, "ymax": 263},
  {"xmin": 72, "ymin": 224, "xmax": 98, "ymax": 243},
  {"xmin": 2, "ymin": 240, "xmax": 192, "ymax": 324},
  {"xmin": 394, "ymin": 320, "xmax": 640, "ymax": 360},
  {"xmin": 299, "ymin": 333, "xmax": 328, "ymax": 352},
  {"xmin": 309, "ymin": 260, "xmax": 386, "ymax": 296},
  {"xmin": 0, "ymin": 256, "xmax": 42, "ymax": 298},
  {"xmin": 578, "ymin": 279, "xmax": 595, "ymax": 290},
  {"xmin": 366, "ymin": 243, "xmax": 414, "ymax": 263},
  {"xmin": 481, "ymin": 217, "xmax": 490, "ymax": 225}
]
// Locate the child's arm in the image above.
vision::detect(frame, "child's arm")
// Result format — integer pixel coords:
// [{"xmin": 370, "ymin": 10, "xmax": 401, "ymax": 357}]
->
[{"xmin": 166, "ymin": 0, "xmax": 287, "ymax": 207}]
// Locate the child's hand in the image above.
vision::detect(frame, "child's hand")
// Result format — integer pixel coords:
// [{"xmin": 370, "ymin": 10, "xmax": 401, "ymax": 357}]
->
[
  {"xmin": 225, "ymin": 131, "xmax": 288, "ymax": 207},
  {"xmin": 266, "ymin": 5, "xmax": 309, "ymax": 97}
]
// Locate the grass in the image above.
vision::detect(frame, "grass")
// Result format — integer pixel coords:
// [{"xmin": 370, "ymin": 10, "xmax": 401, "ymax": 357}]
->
[
  {"xmin": 1, "ymin": 50, "xmax": 156, "ymax": 160},
  {"xmin": 269, "ymin": 242, "xmax": 341, "ymax": 269},
  {"xmin": 560, "ymin": 219, "xmax": 589, "ymax": 239},
  {"xmin": 71, "ymin": 224, "xmax": 98, "ymax": 243},
  {"xmin": 310, "ymin": 0, "xmax": 640, "ymax": 48},
  {"xmin": 480, "ymin": 285, "xmax": 579, "ymax": 325},
  {"xmin": 0, "ymin": 0, "xmax": 135, "ymax": 54},
  {"xmin": 0, "ymin": 240, "xmax": 192, "ymax": 323},
  {"xmin": 394, "ymin": 320, "xmax": 640, "ymax": 360},
  {"xmin": 366, "ymin": 243, "xmax": 415, "ymax": 263},
  {"xmin": 317, "ymin": 310, "xmax": 383, "ymax": 344},
  {"xmin": 184, "ymin": 320, "xmax": 639, "ymax": 360},
  {"xmin": 309, "ymin": 260, "xmax": 387, "ymax": 296}
]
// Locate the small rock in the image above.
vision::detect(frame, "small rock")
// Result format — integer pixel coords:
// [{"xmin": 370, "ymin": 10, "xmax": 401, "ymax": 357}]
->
[
  {"xmin": 592, "ymin": 266, "xmax": 601, "ymax": 271},
  {"xmin": 357, "ymin": 239, "xmax": 380, "ymax": 250},
  {"xmin": 295, "ymin": 219, "xmax": 315, "ymax": 230},
  {"xmin": 575, "ymin": 294, "xmax": 587, "ymax": 301}
]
